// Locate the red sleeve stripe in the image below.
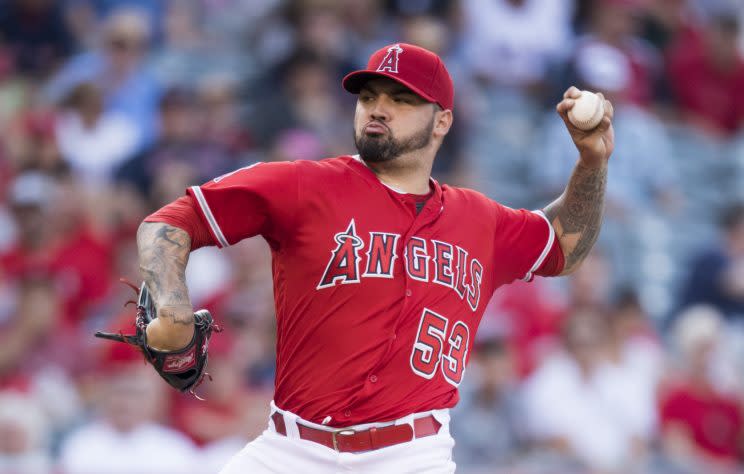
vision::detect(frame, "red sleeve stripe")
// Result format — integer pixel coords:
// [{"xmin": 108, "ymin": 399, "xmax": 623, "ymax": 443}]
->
[
  {"xmin": 190, "ymin": 185, "xmax": 230, "ymax": 248},
  {"xmin": 521, "ymin": 210, "xmax": 555, "ymax": 282}
]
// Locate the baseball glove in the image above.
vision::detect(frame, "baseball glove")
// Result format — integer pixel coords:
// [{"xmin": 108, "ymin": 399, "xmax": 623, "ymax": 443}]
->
[{"xmin": 95, "ymin": 280, "xmax": 222, "ymax": 396}]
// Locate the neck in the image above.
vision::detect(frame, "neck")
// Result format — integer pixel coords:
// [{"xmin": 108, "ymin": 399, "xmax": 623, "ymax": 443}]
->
[{"xmin": 362, "ymin": 150, "xmax": 434, "ymax": 194}]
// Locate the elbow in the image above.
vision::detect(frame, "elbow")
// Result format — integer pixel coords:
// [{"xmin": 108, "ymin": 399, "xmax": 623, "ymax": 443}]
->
[
  {"xmin": 136, "ymin": 220, "xmax": 152, "ymax": 244},
  {"xmin": 553, "ymin": 226, "xmax": 601, "ymax": 277},
  {"xmin": 559, "ymin": 259, "xmax": 582, "ymax": 276},
  {"xmin": 557, "ymin": 245, "xmax": 601, "ymax": 276},
  {"xmin": 555, "ymin": 241, "xmax": 587, "ymax": 276}
]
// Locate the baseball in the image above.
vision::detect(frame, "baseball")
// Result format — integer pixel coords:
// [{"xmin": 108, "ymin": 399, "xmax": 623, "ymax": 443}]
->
[{"xmin": 568, "ymin": 90, "xmax": 605, "ymax": 131}]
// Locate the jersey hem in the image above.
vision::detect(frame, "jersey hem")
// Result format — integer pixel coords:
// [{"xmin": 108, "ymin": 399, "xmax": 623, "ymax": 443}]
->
[{"xmin": 269, "ymin": 400, "xmax": 450, "ymax": 432}]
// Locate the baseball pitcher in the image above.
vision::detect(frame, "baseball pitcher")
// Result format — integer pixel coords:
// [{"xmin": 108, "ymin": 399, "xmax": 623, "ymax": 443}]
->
[{"xmin": 122, "ymin": 43, "xmax": 614, "ymax": 473}]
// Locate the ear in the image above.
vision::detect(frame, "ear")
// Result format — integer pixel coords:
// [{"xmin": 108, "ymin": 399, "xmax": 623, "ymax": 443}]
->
[{"xmin": 433, "ymin": 109, "xmax": 453, "ymax": 138}]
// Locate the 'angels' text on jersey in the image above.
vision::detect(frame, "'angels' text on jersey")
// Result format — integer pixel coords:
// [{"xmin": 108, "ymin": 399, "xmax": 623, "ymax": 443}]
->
[{"xmin": 317, "ymin": 219, "xmax": 484, "ymax": 312}]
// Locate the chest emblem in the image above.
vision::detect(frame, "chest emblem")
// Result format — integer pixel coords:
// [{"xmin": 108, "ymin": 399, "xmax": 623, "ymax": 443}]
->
[{"xmin": 317, "ymin": 219, "xmax": 484, "ymax": 311}]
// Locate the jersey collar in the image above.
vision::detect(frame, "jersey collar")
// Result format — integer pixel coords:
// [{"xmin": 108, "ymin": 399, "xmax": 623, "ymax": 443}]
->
[{"xmin": 345, "ymin": 155, "xmax": 444, "ymax": 216}]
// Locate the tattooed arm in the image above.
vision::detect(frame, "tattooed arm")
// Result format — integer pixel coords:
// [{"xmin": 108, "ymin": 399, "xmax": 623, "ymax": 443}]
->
[
  {"xmin": 543, "ymin": 86, "xmax": 615, "ymax": 275},
  {"xmin": 137, "ymin": 222, "xmax": 195, "ymax": 351}
]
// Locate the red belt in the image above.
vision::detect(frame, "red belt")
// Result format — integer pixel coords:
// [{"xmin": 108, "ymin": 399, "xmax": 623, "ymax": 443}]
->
[{"xmin": 271, "ymin": 412, "xmax": 441, "ymax": 453}]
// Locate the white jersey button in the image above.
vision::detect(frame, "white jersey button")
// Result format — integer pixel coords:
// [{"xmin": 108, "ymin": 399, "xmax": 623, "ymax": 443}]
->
[
  {"xmin": 405, "ymin": 289, "xmax": 412, "ymax": 297},
  {"xmin": 369, "ymin": 375, "xmax": 378, "ymax": 383},
  {"xmin": 344, "ymin": 410, "xmax": 351, "ymax": 417}
]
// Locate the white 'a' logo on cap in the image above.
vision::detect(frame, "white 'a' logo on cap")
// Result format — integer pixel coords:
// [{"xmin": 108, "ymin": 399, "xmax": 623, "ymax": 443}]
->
[{"xmin": 376, "ymin": 44, "xmax": 404, "ymax": 73}]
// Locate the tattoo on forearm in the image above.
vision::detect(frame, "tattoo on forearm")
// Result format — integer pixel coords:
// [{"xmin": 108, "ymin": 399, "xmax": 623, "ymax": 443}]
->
[
  {"xmin": 137, "ymin": 222, "xmax": 194, "ymax": 325},
  {"xmin": 543, "ymin": 162, "xmax": 607, "ymax": 272}
]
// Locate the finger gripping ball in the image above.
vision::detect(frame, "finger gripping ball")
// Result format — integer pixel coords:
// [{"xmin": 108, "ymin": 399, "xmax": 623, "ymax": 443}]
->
[{"xmin": 568, "ymin": 90, "xmax": 605, "ymax": 130}]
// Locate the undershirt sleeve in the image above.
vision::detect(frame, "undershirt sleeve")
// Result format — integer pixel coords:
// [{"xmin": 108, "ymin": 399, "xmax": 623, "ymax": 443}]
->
[{"xmin": 144, "ymin": 195, "xmax": 216, "ymax": 250}]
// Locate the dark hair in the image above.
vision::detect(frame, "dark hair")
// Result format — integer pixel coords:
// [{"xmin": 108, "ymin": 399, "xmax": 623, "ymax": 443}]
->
[
  {"xmin": 719, "ymin": 203, "xmax": 744, "ymax": 231},
  {"xmin": 711, "ymin": 13, "xmax": 740, "ymax": 35},
  {"xmin": 612, "ymin": 286, "xmax": 641, "ymax": 311},
  {"xmin": 61, "ymin": 82, "xmax": 101, "ymax": 109},
  {"xmin": 159, "ymin": 87, "xmax": 193, "ymax": 110}
]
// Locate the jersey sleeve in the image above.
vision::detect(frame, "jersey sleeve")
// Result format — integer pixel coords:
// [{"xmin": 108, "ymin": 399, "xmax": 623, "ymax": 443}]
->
[
  {"xmin": 186, "ymin": 161, "xmax": 298, "ymax": 249},
  {"xmin": 144, "ymin": 195, "xmax": 216, "ymax": 250},
  {"xmin": 493, "ymin": 204, "xmax": 564, "ymax": 282}
]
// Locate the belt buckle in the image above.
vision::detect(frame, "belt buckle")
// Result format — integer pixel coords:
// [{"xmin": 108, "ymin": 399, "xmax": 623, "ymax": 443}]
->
[{"xmin": 332, "ymin": 429, "xmax": 356, "ymax": 451}]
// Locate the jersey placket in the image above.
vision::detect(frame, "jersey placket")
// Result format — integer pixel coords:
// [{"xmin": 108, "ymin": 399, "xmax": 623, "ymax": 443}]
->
[
  {"xmin": 331, "ymin": 161, "xmax": 444, "ymax": 423},
  {"xmin": 356, "ymin": 193, "xmax": 444, "ymax": 398},
  {"xmin": 395, "ymin": 195, "xmax": 442, "ymax": 331}
]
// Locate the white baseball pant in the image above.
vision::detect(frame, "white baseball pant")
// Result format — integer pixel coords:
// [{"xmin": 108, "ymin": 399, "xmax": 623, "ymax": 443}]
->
[{"xmin": 218, "ymin": 401, "xmax": 456, "ymax": 473}]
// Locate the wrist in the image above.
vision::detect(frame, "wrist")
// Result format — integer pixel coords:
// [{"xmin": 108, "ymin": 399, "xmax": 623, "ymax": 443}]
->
[
  {"xmin": 577, "ymin": 153, "xmax": 608, "ymax": 170},
  {"xmin": 158, "ymin": 304, "xmax": 195, "ymax": 323},
  {"xmin": 146, "ymin": 315, "xmax": 195, "ymax": 351}
]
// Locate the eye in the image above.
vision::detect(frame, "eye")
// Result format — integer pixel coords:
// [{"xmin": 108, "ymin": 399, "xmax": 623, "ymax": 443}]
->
[{"xmin": 394, "ymin": 95, "xmax": 415, "ymax": 104}]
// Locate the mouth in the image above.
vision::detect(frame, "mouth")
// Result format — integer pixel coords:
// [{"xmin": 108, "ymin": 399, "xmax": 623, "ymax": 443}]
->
[{"xmin": 364, "ymin": 122, "xmax": 389, "ymax": 135}]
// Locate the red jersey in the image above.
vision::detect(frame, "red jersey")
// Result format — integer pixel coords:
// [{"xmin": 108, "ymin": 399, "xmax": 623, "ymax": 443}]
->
[
  {"xmin": 177, "ymin": 155, "xmax": 562, "ymax": 426},
  {"xmin": 661, "ymin": 382, "xmax": 744, "ymax": 461}
]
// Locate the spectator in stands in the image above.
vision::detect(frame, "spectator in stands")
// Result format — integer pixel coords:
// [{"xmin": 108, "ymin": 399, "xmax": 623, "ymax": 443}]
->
[
  {"xmin": 522, "ymin": 310, "xmax": 652, "ymax": 472},
  {"xmin": 678, "ymin": 203, "xmax": 744, "ymax": 319},
  {"xmin": 603, "ymin": 289, "xmax": 663, "ymax": 452},
  {"xmin": 0, "ymin": 172, "xmax": 56, "ymax": 280},
  {"xmin": 43, "ymin": 7, "xmax": 161, "ymax": 150},
  {"xmin": 640, "ymin": 0, "xmax": 702, "ymax": 54},
  {"xmin": 4, "ymin": 110, "xmax": 63, "ymax": 174},
  {"xmin": 578, "ymin": 0, "xmax": 661, "ymax": 108},
  {"xmin": 0, "ymin": 276, "xmax": 60, "ymax": 386},
  {"xmin": 59, "ymin": 346, "xmax": 198, "ymax": 474},
  {"xmin": 451, "ymin": 338, "xmax": 524, "ymax": 470},
  {"xmin": 567, "ymin": 250, "xmax": 614, "ymax": 312},
  {"xmin": 55, "ymin": 81, "xmax": 140, "ymax": 186},
  {"xmin": 0, "ymin": 391, "xmax": 51, "ymax": 474},
  {"xmin": 660, "ymin": 305, "xmax": 744, "ymax": 472},
  {"xmin": 460, "ymin": 0, "xmax": 574, "ymax": 92},
  {"xmin": 0, "ymin": 0, "xmax": 74, "ymax": 78},
  {"xmin": 288, "ymin": 1, "xmax": 356, "ymax": 78},
  {"xmin": 153, "ymin": 2, "xmax": 218, "ymax": 87},
  {"xmin": 481, "ymin": 251, "xmax": 614, "ymax": 381},
  {"xmin": 251, "ymin": 51, "xmax": 349, "ymax": 161},
  {"xmin": 1, "ymin": 169, "xmax": 116, "ymax": 329},
  {"xmin": 480, "ymin": 277, "xmax": 567, "ymax": 379},
  {"xmin": 197, "ymin": 75, "xmax": 252, "ymax": 157},
  {"xmin": 40, "ymin": 173, "xmax": 116, "ymax": 326},
  {"xmin": 666, "ymin": 9, "xmax": 744, "ymax": 136},
  {"xmin": 116, "ymin": 86, "xmax": 235, "ymax": 208},
  {"xmin": 607, "ymin": 289, "xmax": 663, "ymax": 391}
]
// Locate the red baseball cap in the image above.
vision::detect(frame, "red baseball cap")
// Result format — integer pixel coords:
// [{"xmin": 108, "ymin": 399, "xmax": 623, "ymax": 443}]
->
[{"xmin": 343, "ymin": 43, "xmax": 454, "ymax": 111}]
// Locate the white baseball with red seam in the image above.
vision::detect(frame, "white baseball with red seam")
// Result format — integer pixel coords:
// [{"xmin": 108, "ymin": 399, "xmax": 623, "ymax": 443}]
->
[{"xmin": 568, "ymin": 90, "xmax": 605, "ymax": 131}]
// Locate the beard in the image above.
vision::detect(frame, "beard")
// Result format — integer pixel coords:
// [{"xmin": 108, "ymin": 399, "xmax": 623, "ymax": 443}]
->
[{"xmin": 354, "ymin": 115, "xmax": 435, "ymax": 163}]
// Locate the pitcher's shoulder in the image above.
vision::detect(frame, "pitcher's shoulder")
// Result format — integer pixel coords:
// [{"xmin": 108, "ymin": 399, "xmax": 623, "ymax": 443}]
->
[
  {"xmin": 441, "ymin": 184, "xmax": 496, "ymax": 208},
  {"xmin": 293, "ymin": 155, "xmax": 356, "ymax": 170}
]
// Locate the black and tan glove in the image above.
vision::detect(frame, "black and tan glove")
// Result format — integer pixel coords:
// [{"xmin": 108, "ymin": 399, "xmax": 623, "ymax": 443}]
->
[{"xmin": 95, "ymin": 281, "xmax": 221, "ymax": 395}]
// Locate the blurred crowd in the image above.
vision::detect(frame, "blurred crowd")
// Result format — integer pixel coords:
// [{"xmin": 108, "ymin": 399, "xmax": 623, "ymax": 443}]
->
[{"xmin": 0, "ymin": 0, "xmax": 743, "ymax": 473}]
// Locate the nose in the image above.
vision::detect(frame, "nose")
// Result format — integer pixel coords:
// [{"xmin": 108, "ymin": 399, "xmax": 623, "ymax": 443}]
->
[{"xmin": 369, "ymin": 97, "xmax": 390, "ymax": 122}]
